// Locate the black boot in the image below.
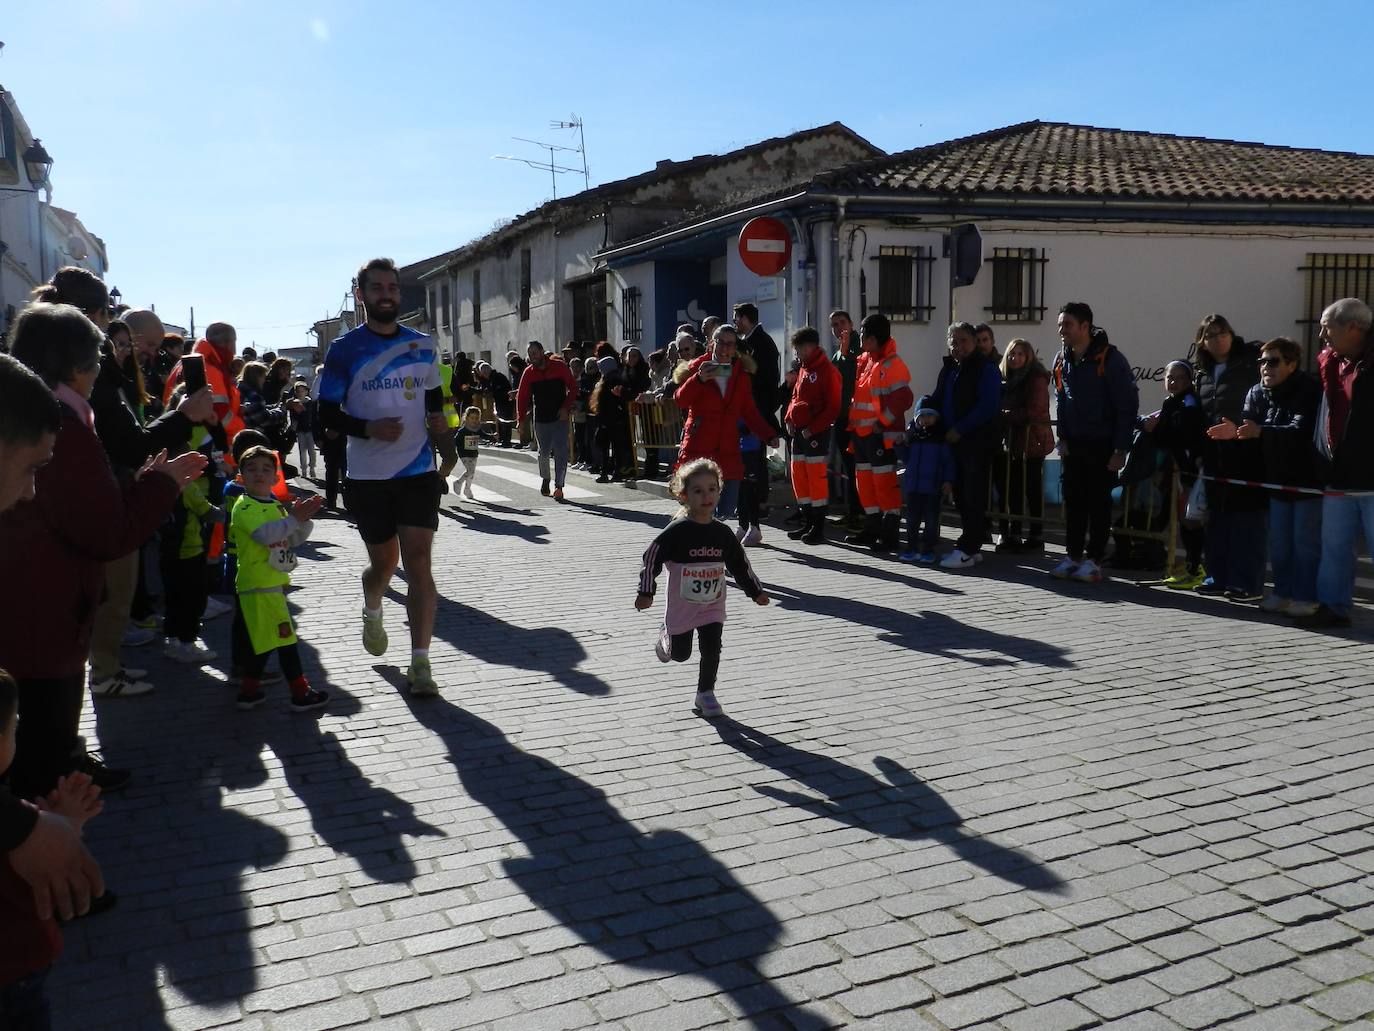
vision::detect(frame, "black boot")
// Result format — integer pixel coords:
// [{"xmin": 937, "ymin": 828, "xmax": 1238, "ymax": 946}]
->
[
  {"xmin": 802, "ymin": 505, "xmax": 827, "ymax": 545},
  {"xmin": 845, "ymin": 513, "xmax": 880, "ymax": 545},
  {"xmin": 875, "ymin": 512, "xmax": 900, "ymax": 552},
  {"xmin": 787, "ymin": 510, "xmax": 811, "ymax": 540}
]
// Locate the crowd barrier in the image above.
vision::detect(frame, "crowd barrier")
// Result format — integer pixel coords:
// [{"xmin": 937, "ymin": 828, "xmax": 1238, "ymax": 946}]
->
[{"xmin": 628, "ymin": 398, "xmax": 685, "ymax": 478}]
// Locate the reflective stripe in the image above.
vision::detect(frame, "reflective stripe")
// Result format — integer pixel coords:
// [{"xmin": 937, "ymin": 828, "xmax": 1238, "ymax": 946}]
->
[
  {"xmin": 239, "ymin": 585, "xmax": 286, "ymax": 596},
  {"xmin": 800, "ymin": 455, "xmax": 828, "ymax": 465}
]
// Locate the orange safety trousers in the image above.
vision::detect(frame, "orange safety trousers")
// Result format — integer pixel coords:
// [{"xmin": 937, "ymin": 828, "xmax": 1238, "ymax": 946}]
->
[
  {"xmin": 853, "ymin": 433, "xmax": 902, "ymax": 515},
  {"xmin": 789, "ymin": 428, "xmax": 832, "ymax": 505}
]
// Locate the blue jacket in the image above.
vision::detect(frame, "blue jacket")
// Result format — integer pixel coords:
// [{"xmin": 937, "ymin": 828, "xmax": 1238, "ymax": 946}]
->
[
  {"xmin": 1053, "ymin": 329, "xmax": 1139, "ymax": 450},
  {"xmin": 933, "ymin": 351, "xmax": 1003, "ymax": 449},
  {"xmin": 903, "ymin": 416, "xmax": 956, "ymax": 496}
]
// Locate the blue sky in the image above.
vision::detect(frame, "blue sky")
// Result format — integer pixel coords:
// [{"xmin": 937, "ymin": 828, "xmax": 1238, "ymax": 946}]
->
[{"xmin": 4, "ymin": 0, "xmax": 1371, "ymax": 348}]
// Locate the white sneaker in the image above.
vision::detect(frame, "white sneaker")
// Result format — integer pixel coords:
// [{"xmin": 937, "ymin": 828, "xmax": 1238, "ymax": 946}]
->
[
  {"xmin": 1072, "ymin": 559, "xmax": 1105, "ymax": 583},
  {"xmin": 1259, "ymin": 595, "xmax": 1291, "ymax": 613},
  {"xmin": 202, "ymin": 596, "xmax": 233, "ymax": 620},
  {"xmin": 1286, "ymin": 600, "xmax": 1319, "ymax": 618},
  {"xmin": 735, "ymin": 525, "xmax": 749, "ymax": 542},
  {"xmin": 741, "ymin": 526, "xmax": 763, "ymax": 547},
  {"xmin": 463, "ymin": 484, "xmax": 475, "ymax": 500},
  {"xmin": 939, "ymin": 549, "xmax": 982, "ymax": 570},
  {"xmin": 164, "ymin": 640, "xmax": 218, "ymax": 664},
  {"xmin": 1049, "ymin": 556, "xmax": 1080, "ymax": 579},
  {"xmin": 90, "ymin": 671, "xmax": 154, "ymax": 697},
  {"xmin": 694, "ymin": 691, "xmax": 724, "ymax": 719},
  {"xmin": 655, "ymin": 625, "xmax": 671, "ymax": 663},
  {"xmin": 123, "ymin": 626, "xmax": 158, "ymax": 647}
]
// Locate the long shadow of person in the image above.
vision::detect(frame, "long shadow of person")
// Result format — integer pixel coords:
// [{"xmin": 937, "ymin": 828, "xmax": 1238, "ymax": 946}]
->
[
  {"xmin": 425, "ymin": 595, "xmax": 612, "ymax": 696},
  {"xmin": 395, "ymin": 688, "xmax": 834, "ymax": 1030},
  {"xmin": 771, "ymin": 548, "xmax": 963, "ymax": 595},
  {"xmin": 440, "ymin": 506, "xmax": 549, "ymax": 544},
  {"xmin": 712, "ymin": 719, "xmax": 1066, "ymax": 894},
  {"xmin": 763, "ymin": 584, "xmax": 1074, "ymax": 668},
  {"xmin": 563, "ymin": 498, "xmax": 674, "ymax": 530}
]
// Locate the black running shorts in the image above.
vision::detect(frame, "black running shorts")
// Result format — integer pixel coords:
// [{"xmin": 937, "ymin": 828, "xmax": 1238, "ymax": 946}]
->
[{"xmin": 345, "ymin": 472, "xmax": 442, "ymax": 544}]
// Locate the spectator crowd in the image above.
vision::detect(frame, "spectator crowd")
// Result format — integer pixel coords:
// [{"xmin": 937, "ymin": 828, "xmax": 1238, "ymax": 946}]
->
[{"xmin": 1, "ymin": 261, "xmax": 1373, "ymax": 1028}]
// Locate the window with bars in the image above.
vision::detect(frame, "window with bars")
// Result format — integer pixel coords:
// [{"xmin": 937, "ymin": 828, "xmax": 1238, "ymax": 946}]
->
[
  {"xmin": 1297, "ymin": 253, "xmax": 1374, "ymax": 365},
  {"xmin": 472, "ymin": 269, "xmax": 482, "ymax": 334},
  {"xmin": 519, "ymin": 248, "xmax": 532, "ymax": 322},
  {"xmin": 873, "ymin": 245, "xmax": 935, "ymax": 322},
  {"xmin": 987, "ymin": 247, "xmax": 1048, "ymax": 322},
  {"xmin": 621, "ymin": 286, "xmax": 642, "ymax": 342}
]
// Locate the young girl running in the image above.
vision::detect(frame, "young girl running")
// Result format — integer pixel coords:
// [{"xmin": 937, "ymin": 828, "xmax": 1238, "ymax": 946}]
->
[{"xmin": 635, "ymin": 458, "xmax": 769, "ymax": 718}]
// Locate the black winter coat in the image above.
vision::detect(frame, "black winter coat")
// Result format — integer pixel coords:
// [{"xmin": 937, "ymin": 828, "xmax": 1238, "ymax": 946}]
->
[
  {"xmin": 1243, "ymin": 372, "xmax": 1323, "ymax": 493},
  {"xmin": 90, "ymin": 351, "xmax": 193, "ymax": 473},
  {"xmin": 1196, "ymin": 338, "xmax": 1264, "ymax": 511}
]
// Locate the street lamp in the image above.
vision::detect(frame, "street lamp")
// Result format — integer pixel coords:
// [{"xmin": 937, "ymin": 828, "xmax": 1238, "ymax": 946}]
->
[{"xmin": 22, "ymin": 140, "xmax": 53, "ymax": 190}]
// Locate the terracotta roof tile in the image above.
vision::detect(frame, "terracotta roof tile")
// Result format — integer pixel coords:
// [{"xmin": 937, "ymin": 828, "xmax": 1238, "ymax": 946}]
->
[{"xmin": 818, "ymin": 121, "xmax": 1374, "ymax": 204}]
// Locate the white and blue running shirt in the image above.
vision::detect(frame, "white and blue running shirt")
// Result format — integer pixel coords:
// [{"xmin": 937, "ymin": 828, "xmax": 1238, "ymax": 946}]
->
[{"xmin": 317, "ymin": 324, "xmax": 441, "ymax": 480}]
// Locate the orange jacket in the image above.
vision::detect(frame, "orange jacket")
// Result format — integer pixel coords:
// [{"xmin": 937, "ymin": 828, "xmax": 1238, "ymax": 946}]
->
[
  {"xmin": 848, "ymin": 338, "xmax": 913, "ymax": 438},
  {"xmin": 164, "ymin": 340, "xmax": 245, "ymax": 446}
]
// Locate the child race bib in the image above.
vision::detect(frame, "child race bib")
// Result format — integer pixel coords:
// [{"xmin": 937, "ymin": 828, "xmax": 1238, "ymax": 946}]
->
[
  {"xmin": 679, "ymin": 564, "xmax": 725, "ymax": 603},
  {"xmin": 268, "ymin": 543, "xmax": 298, "ymax": 573}
]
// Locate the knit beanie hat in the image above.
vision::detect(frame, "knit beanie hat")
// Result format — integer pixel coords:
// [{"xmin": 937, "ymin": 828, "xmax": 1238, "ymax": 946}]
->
[{"xmin": 597, "ymin": 356, "xmax": 618, "ymax": 376}]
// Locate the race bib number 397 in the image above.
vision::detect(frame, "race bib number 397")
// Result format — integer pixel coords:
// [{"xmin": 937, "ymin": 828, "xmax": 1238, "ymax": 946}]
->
[{"xmin": 679, "ymin": 564, "xmax": 725, "ymax": 603}]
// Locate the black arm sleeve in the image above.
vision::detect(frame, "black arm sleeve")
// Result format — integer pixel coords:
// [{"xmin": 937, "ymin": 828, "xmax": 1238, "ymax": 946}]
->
[
  {"xmin": 723, "ymin": 533, "xmax": 765, "ymax": 599},
  {"xmin": 0, "ymin": 787, "xmax": 38, "ymax": 853},
  {"xmin": 318, "ymin": 399, "xmax": 370, "ymax": 438},
  {"xmin": 426, "ymin": 387, "xmax": 444, "ymax": 414}
]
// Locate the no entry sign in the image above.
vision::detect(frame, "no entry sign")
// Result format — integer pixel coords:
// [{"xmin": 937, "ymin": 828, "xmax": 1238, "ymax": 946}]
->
[{"xmin": 738, "ymin": 216, "xmax": 792, "ymax": 277}]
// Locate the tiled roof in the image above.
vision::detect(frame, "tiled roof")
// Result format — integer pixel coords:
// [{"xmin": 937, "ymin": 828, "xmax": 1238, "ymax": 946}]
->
[
  {"xmin": 413, "ymin": 121, "xmax": 882, "ymax": 279},
  {"xmin": 815, "ymin": 120, "xmax": 1374, "ymax": 204}
]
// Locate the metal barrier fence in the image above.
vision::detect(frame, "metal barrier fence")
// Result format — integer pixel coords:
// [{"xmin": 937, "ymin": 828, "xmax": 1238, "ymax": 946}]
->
[{"xmin": 628, "ymin": 398, "xmax": 685, "ymax": 478}]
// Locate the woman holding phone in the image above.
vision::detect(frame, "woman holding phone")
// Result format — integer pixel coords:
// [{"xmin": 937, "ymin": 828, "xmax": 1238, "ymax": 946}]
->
[{"xmin": 672, "ymin": 322, "xmax": 779, "ymax": 518}]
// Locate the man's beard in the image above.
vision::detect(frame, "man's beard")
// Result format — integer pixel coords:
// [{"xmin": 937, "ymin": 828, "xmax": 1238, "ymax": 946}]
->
[{"xmin": 369, "ymin": 301, "xmax": 399, "ymax": 325}]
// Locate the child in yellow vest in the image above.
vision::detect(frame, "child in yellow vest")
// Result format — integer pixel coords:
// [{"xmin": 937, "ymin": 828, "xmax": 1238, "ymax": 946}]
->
[{"xmin": 230, "ymin": 446, "xmax": 328, "ymax": 711}]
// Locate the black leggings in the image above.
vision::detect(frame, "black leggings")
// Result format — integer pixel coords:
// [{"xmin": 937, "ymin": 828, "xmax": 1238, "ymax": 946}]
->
[
  {"xmin": 162, "ymin": 555, "xmax": 208, "ymax": 644},
  {"xmin": 669, "ymin": 622, "xmax": 723, "ymax": 693},
  {"xmin": 232, "ymin": 599, "xmax": 303, "ymax": 681},
  {"xmin": 6, "ymin": 675, "xmax": 83, "ymax": 798}
]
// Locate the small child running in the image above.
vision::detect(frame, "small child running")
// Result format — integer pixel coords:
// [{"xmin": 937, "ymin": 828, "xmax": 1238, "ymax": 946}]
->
[
  {"xmin": 451, "ymin": 406, "xmax": 495, "ymax": 500},
  {"xmin": 635, "ymin": 458, "xmax": 769, "ymax": 719},
  {"xmin": 229, "ymin": 446, "xmax": 328, "ymax": 712}
]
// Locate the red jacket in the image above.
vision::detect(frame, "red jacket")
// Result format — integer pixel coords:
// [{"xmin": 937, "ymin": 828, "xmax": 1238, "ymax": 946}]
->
[
  {"xmin": 516, "ymin": 357, "xmax": 578, "ymax": 424},
  {"xmin": 784, "ymin": 349, "xmax": 842, "ymax": 435},
  {"xmin": 673, "ymin": 354, "xmax": 775, "ymax": 481},
  {"xmin": 0, "ymin": 404, "xmax": 179, "ymax": 678}
]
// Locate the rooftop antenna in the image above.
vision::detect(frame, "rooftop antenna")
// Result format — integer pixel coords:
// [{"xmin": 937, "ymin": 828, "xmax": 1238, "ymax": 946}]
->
[
  {"xmin": 491, "ymin": 117, "xmax": 589, "ymax": 199},
  {"xmin": 550, "ymin": 115, "xmax": 589, "ymax": 192}
]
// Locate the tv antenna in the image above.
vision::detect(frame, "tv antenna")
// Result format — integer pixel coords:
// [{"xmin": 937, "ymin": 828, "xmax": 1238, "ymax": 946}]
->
[{"xmin": 491, "ymin": 115, "xmax": 589, "ymax": 199}]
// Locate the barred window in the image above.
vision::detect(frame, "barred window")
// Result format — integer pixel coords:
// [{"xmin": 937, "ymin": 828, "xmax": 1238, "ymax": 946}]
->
[
  {"xmin": 622, "ymin": 286, "xmax": 642, "ymax": 342},
  {"xmin": 987, "ymin": 247, "xmax": 1048, "ymax": 323},
  {"xmin": 1297, "ymin": 253, "xmax": 1374, "ymax": 366},
  {"xmin": 874, "ymin": 245, "xmax": 935, "ymax": 323}
]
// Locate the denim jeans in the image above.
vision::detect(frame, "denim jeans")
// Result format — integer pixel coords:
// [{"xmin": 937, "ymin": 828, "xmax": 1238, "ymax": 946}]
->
[
  {"xmin": 905, "ymin": 491, "xmax": 941, "ymax": 552},
  {"xmin": 1268, "ymin": 497, "xmax": 1323, "ymax": 603},
  {"xmin": 1204, "ymin": 508, "xmax": 1268, "ymax": 594},
  {"xmin": 534, "ymin": 419, "xmax": 570, "ymax": 487},
  {"xmin": 1316, "ymin": 495, "xmax": 1374, "ymax": 616}
]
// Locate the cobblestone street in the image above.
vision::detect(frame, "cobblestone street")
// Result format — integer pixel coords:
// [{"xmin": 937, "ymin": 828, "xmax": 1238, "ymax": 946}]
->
[{"xmin": 54, "ymin": 453, "xmax": 1374, "ymax": 1031}]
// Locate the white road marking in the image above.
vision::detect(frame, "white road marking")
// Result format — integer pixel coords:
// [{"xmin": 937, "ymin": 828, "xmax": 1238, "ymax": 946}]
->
[{"xmin": 480, "ymin": 463, "xmax": 601, "ymax": 499}]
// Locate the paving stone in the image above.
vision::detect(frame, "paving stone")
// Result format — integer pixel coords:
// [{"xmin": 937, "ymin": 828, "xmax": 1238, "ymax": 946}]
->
[
  {"xmin": 1007, "ymin": 965, "xmax": 1099, "ymax": 1006},
  {"xmin": 1000, "ymin": 999, "xmax": 1097, "ymax": 1031},
  {"xmin": 1078, "ymin": 945, "xmax": 1169, "ymax": 982},
  {"xmin": 833, "ymin": 976, "xmax": 933, "ymax": 1018},
  {"xmin": 1157, "ymin": 987, "xmax": 1250, "ymax": 1029},
  {"xmin": 1228, "ymin": 966, "xmax": 1324, "ymax": 1008},
  {"xmin": 1075, "ymin": 976, "xmax": 1171, "ymax": 1020},
  {"xmin": 1308, "ymin": 979, "xmax": 1374, "ymax": 1023}
]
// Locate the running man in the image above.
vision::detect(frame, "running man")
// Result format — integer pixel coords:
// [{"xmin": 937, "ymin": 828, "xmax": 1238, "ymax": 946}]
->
[{"xmin": 317, "ymin": 258, "xmax": 448, "ymax": 696}]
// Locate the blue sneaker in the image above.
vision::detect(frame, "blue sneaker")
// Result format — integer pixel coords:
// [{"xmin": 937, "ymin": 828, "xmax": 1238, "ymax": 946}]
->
[
  {"xmin": 916, "ymin": 552, "xmax": 936, "ymax": 563},
  {"xmin": 898, "ymin": 550, "xmax": 919, "ymax": 562}
]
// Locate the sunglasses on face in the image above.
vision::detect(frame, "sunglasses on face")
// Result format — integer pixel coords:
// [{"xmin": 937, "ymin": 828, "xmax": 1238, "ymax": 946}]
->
[{"xmin": 1259, "ymin": 357, "xmax": 1287, "ymax": 368}]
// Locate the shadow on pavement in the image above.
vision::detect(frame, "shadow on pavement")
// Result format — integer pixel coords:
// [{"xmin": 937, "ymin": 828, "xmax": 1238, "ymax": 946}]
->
[
  {"xmin": 563, "ymin": 498, "xmax": 673, "ymax": 530},
  {"xmin": 430, "ymin": 595, "xmax": 611, "ymax": 696},
  {"xmin": 393, "ymin": 687, "xmax": 834, "ymax": 1030},
  {"xmin": 440, "ymin": 505, "xmax": 549, "ymax": 544},
  {"xmin": 69, "ymin": 613, "xmax": 439, "ymax": 1030},
  {"xmin": 772, "ymin": 548, "xmax": 964, "ymax": 595},
  {"xmin": 763, "ymin": 584, "xmax": 1073, "ymax": 668},
  {"xmin": 713, "ymin": 719, "xmax": 1066, "ymax": 895}
]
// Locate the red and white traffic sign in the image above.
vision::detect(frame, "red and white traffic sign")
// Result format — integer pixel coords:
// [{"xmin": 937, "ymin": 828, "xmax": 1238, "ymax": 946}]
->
[{"xmin": 738, "ymin": 216, "xmax": 792, "ymax": 277}]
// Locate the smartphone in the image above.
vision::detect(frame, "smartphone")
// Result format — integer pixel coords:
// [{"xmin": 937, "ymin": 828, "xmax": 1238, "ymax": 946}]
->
[{"xmin": 181, "ymin": 354, "xmax": 206, "ymax": 394}]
